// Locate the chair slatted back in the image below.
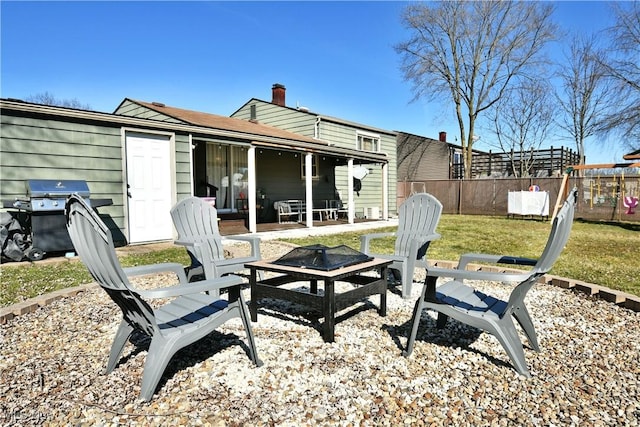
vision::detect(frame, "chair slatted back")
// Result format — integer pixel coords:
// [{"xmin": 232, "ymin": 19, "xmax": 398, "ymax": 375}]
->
[
  {"xmin": 535, "ymin": 189, "xmax": 577, "ymax": 274},
  {"xmin": 171, "ymin": 197, "xmax": 225, "ymax": 262},
  {"xmin": 506, "ymin": 188, "xmax": 577, "ymax": 312},
  {"xmin": 66, "ymin": 194, "xmax": 157, "ymax": 337},
  {"xmin": 395, "ymin": 193, "xmax": 443, "ymax": 259}
]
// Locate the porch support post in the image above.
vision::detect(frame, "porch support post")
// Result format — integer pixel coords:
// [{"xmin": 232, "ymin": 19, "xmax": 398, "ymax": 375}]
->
[
  {"xmin": 247, "ymin": 146, "xmax": 257, "ymax": 233},
  {"xmin": 382, "ymin": 162, "xmax": 389, "ymax": 220},
  {"xmin": 347, "ymin": 159, "xmax": 354, "ymax": 224},
  {"xmin": 305, "ymin": 153, "xmax": 314, "ymax": 228},
  {"xmin": 188, "ymin": 135, "xmax": 195, "ymax": 196}
]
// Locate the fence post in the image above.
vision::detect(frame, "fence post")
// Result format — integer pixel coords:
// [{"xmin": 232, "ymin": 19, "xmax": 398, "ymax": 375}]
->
[
  {"xmin": 489, "ymin": 150, "xmax": 493, "ymax": 175},
  {"xmin": 458, "ymin": 179, "xmax": 463, "ymax": 214}
]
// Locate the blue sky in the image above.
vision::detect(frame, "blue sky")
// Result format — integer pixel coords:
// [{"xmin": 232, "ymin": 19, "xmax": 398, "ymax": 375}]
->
[{"xmin": 0, "ymin": 1, "xmax": 624, "ymax": 163}]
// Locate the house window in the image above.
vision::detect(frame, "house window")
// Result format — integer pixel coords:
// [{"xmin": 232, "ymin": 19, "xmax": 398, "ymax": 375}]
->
[
  {"xmin": 356, "ymin": 132, "xmax": 380, "ymax": 153},
  {"xmin": 453, "ymin": 151, "xmax": 464, "ymax": 179},
  {"xmin": 301, "ymin": 154, "xmax": 319, "ymax": 179}
]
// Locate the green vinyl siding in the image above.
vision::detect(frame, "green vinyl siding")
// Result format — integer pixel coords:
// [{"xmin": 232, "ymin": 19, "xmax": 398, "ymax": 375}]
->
[
  {"xmin": 319, "ymin": 121, "xmax": 397, "ymax": 216},
  {"xmin": 317, "ymin": 121, "xmax": 345, "ymax": 143},
  {"xmin": 0, "ymin": 115, "xmax": 123, "ymax": 197},
  {"xmin": 173, "ymin": 133, "xmax": 193, "ymax": 199},
  {"xmin": 233, "ymin": 101, "xmax": 318, "ymax": 138},
  {"xmin": 0, "ymin": 106, "xmax": 191, "ymax": 243},
  {"xmin": 0, "ymin": 112, "xmax": 127, "ymax": 236}
]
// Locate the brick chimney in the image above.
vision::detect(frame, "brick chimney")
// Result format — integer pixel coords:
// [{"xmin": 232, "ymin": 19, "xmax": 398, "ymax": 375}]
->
[
  {"xmin": 439, "ymin": 131, "xmax": 447, "ymax": 142},
  {"xmin": 272, "ymin": 83, "xmax": 286, "ymax": 106}
]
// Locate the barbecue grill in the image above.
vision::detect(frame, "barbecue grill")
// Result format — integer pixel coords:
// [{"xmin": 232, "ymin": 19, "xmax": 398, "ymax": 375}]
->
[{"xmin": 1, "ymin": 179, "xmax": 112, "ymax": 261}]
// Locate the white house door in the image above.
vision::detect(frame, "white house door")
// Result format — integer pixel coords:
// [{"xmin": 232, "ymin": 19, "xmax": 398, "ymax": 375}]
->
[{"xmin": 125, "ymin": 132, "xmax": 173, "ymax": 243}]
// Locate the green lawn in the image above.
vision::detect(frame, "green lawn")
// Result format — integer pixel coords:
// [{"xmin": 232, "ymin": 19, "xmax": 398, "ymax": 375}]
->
[
  {"xmin": 0, "ymin": 247, "xmax": 191, "ymax": 307},
  {"xmin": 280, "ymin": 215, "xmax": 640, "ymax": 296},
  {"xmin": 1, "ymin": 215, "xmax": 638, "ymax": 307}
]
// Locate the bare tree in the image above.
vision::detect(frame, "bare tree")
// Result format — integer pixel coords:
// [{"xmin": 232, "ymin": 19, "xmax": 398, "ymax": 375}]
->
[
  {"xmin": 486, "ymin": 79, "xmax": 556, "ymax": 177},
  {"xmin": 555, "ymin": 36, "xmax": 612, "ymax": 166},
  {"xmin": 26, "ymin": 91, "xmax": 92, "ymax": 110},
  {"xmin": 395, "ymin": 1, "xmax": 557, "ymax": 178},
  {"xmin": 598, "ymin": 2, "xmax": 640, "ymax": 148}
]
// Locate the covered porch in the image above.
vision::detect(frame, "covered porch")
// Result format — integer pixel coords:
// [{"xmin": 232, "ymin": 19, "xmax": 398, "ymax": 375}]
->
[{"xmin": 192, "ymin": 139, "xmax": 390, "ymax": 234}]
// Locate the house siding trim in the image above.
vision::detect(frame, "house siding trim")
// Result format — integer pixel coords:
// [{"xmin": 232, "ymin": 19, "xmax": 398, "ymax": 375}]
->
[{"xmin": 232, "ymin": 98, "xmax": 397, "ymax": 138}]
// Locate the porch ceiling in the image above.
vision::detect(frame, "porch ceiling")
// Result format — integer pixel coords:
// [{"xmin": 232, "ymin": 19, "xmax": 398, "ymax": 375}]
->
[{"xmin": 249, "ymin": 140, "xmax": 388, "ymax": 165}]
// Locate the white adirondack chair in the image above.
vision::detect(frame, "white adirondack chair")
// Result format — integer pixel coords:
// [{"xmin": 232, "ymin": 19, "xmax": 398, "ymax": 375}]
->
[
  {"xmin": 360, "ymin": 193, "xmax": 443, "ymax": 298},
  {"xmin": 171, "ymin": 197, "xmax": 261, "ymax": 281},
  {"xmin": 65, "ymin": 194, "xmax": 262, "ymax": 401},
  {"xmin": 403, "ymin": 188, "xmax": 578, "ymax": 377}
]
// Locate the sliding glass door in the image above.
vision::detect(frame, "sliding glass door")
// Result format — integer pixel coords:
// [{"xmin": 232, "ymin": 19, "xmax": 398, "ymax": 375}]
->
[{"xmin": 205, "ymin": 143, "xmax": 248, "ymax": 212}]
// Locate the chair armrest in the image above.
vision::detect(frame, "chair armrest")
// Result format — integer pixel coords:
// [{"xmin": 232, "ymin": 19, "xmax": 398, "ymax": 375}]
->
[
  {"xmin": 177, "ymin": 234, "xmax": 260, "ymax": 256},
  {"xmin": 408, "ymin": 232, "xmax": 441, "ymax": 261},
  {"xmin": 359, "ymin": 232, "xmax": 396, "ymax": 253},
  {"xmin": 222, "ymin": 235, "xmax": 261, "ymax": 257},
  {"xmin": 457, "ymin": 253, "xmax": 538, "ymax": 270},
  {"xmin": 409, "ymin": 232, "xmax": 441, "ymax": 246},
  {"xmin": 174, "ymin": 239, "xmax": 196, "ymax": 248},
  {"xmin": 137, "ymin": 274, "xmax": 244, "ymax": 299},
  {"xmin": 123, "ymin": 262, "xmax": 188, "ymax": 284},
  {"xmin": 426, "ymin": 266, "xmax": 532, "ymax": 283},
  {"xmin": 424, "ymin": 232, "xmax": 441, "ymax": 241}
]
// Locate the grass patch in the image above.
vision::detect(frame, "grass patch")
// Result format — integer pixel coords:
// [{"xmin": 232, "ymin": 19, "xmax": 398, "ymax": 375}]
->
[
  {"xmin": 1, "ymin": 215, "xmax": 638, "ymax": 307},
  {"xmin": 281, "ymin": 215, "xmax": 640, "ymax": 296},
  {"xmin": 0, "ymin": 247, "xmax": 190, "ymax": 307}
]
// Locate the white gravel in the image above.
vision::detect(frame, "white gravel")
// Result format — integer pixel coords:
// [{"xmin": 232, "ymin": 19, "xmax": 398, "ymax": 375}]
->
[{"xmin": 1, "ymin": 241, "xmax": 639, "ymax": 426}]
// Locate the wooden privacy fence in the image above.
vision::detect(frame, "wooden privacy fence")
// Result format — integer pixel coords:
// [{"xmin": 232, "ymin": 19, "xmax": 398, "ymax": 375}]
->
[{"xmin": 398, "ymin": 175, "xmax": 640, "ymax": 222}]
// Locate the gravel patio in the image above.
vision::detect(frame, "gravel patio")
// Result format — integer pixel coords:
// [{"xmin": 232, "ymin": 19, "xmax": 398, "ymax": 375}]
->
[{"xmin": 1, "ymin": 241, "xmax": 639, "ymax": 426}]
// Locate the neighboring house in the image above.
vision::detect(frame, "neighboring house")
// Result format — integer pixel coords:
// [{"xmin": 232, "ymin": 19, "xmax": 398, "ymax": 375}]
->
[
  {"xmin": 398, "ymin": 130, "xmax": 581, "ymax": 181},
  {"xmin": 230, "ymin": 84, "xmax": 397, "ymax": 219},
  {"xmin": 397, "ymin": 131, "xmax": 455, "ymax": 181},
  {"xmin": 1, "ymin": 98, "xmax": 386, "ymax": 247}
]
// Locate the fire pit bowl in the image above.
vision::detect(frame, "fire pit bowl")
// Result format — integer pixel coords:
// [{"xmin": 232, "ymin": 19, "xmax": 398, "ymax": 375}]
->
[{"xmin": 272, "ymin": 244, "xmax": 373, "ymax": 271}]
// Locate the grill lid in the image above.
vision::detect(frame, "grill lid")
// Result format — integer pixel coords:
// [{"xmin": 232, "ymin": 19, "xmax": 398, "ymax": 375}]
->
[
  {"xmin": 272, "ymin": 244, "xmax": 373, "ymax": 271},
  {"xmin": 26, "ymin": 180, "xmax": 90, "ymax": 198}
]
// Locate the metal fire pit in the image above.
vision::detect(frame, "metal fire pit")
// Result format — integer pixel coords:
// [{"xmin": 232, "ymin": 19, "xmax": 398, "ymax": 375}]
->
[
  {"xmin": 272, "ymin": 244, "xmax": 373, "ymax": 271},
  {"xmin": 1, "ymin": 179, "xmax": 112, "ymax": 261}
]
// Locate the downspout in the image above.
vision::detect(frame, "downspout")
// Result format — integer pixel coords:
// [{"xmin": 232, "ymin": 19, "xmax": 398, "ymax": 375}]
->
[
  {"xmin": 189, "ymin": 134, "xmax": 195, "ymax": 197},
  {"xmin": 382, "ymin": 163, "xmax": 389, "ymax": 220},
  {"xmin": 347, "ymin": 159, "xmax": 354, "ymax": 224},
  {"xmin": 314, "ymin": 116, "xmax": 321, "ymax": 139}
]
